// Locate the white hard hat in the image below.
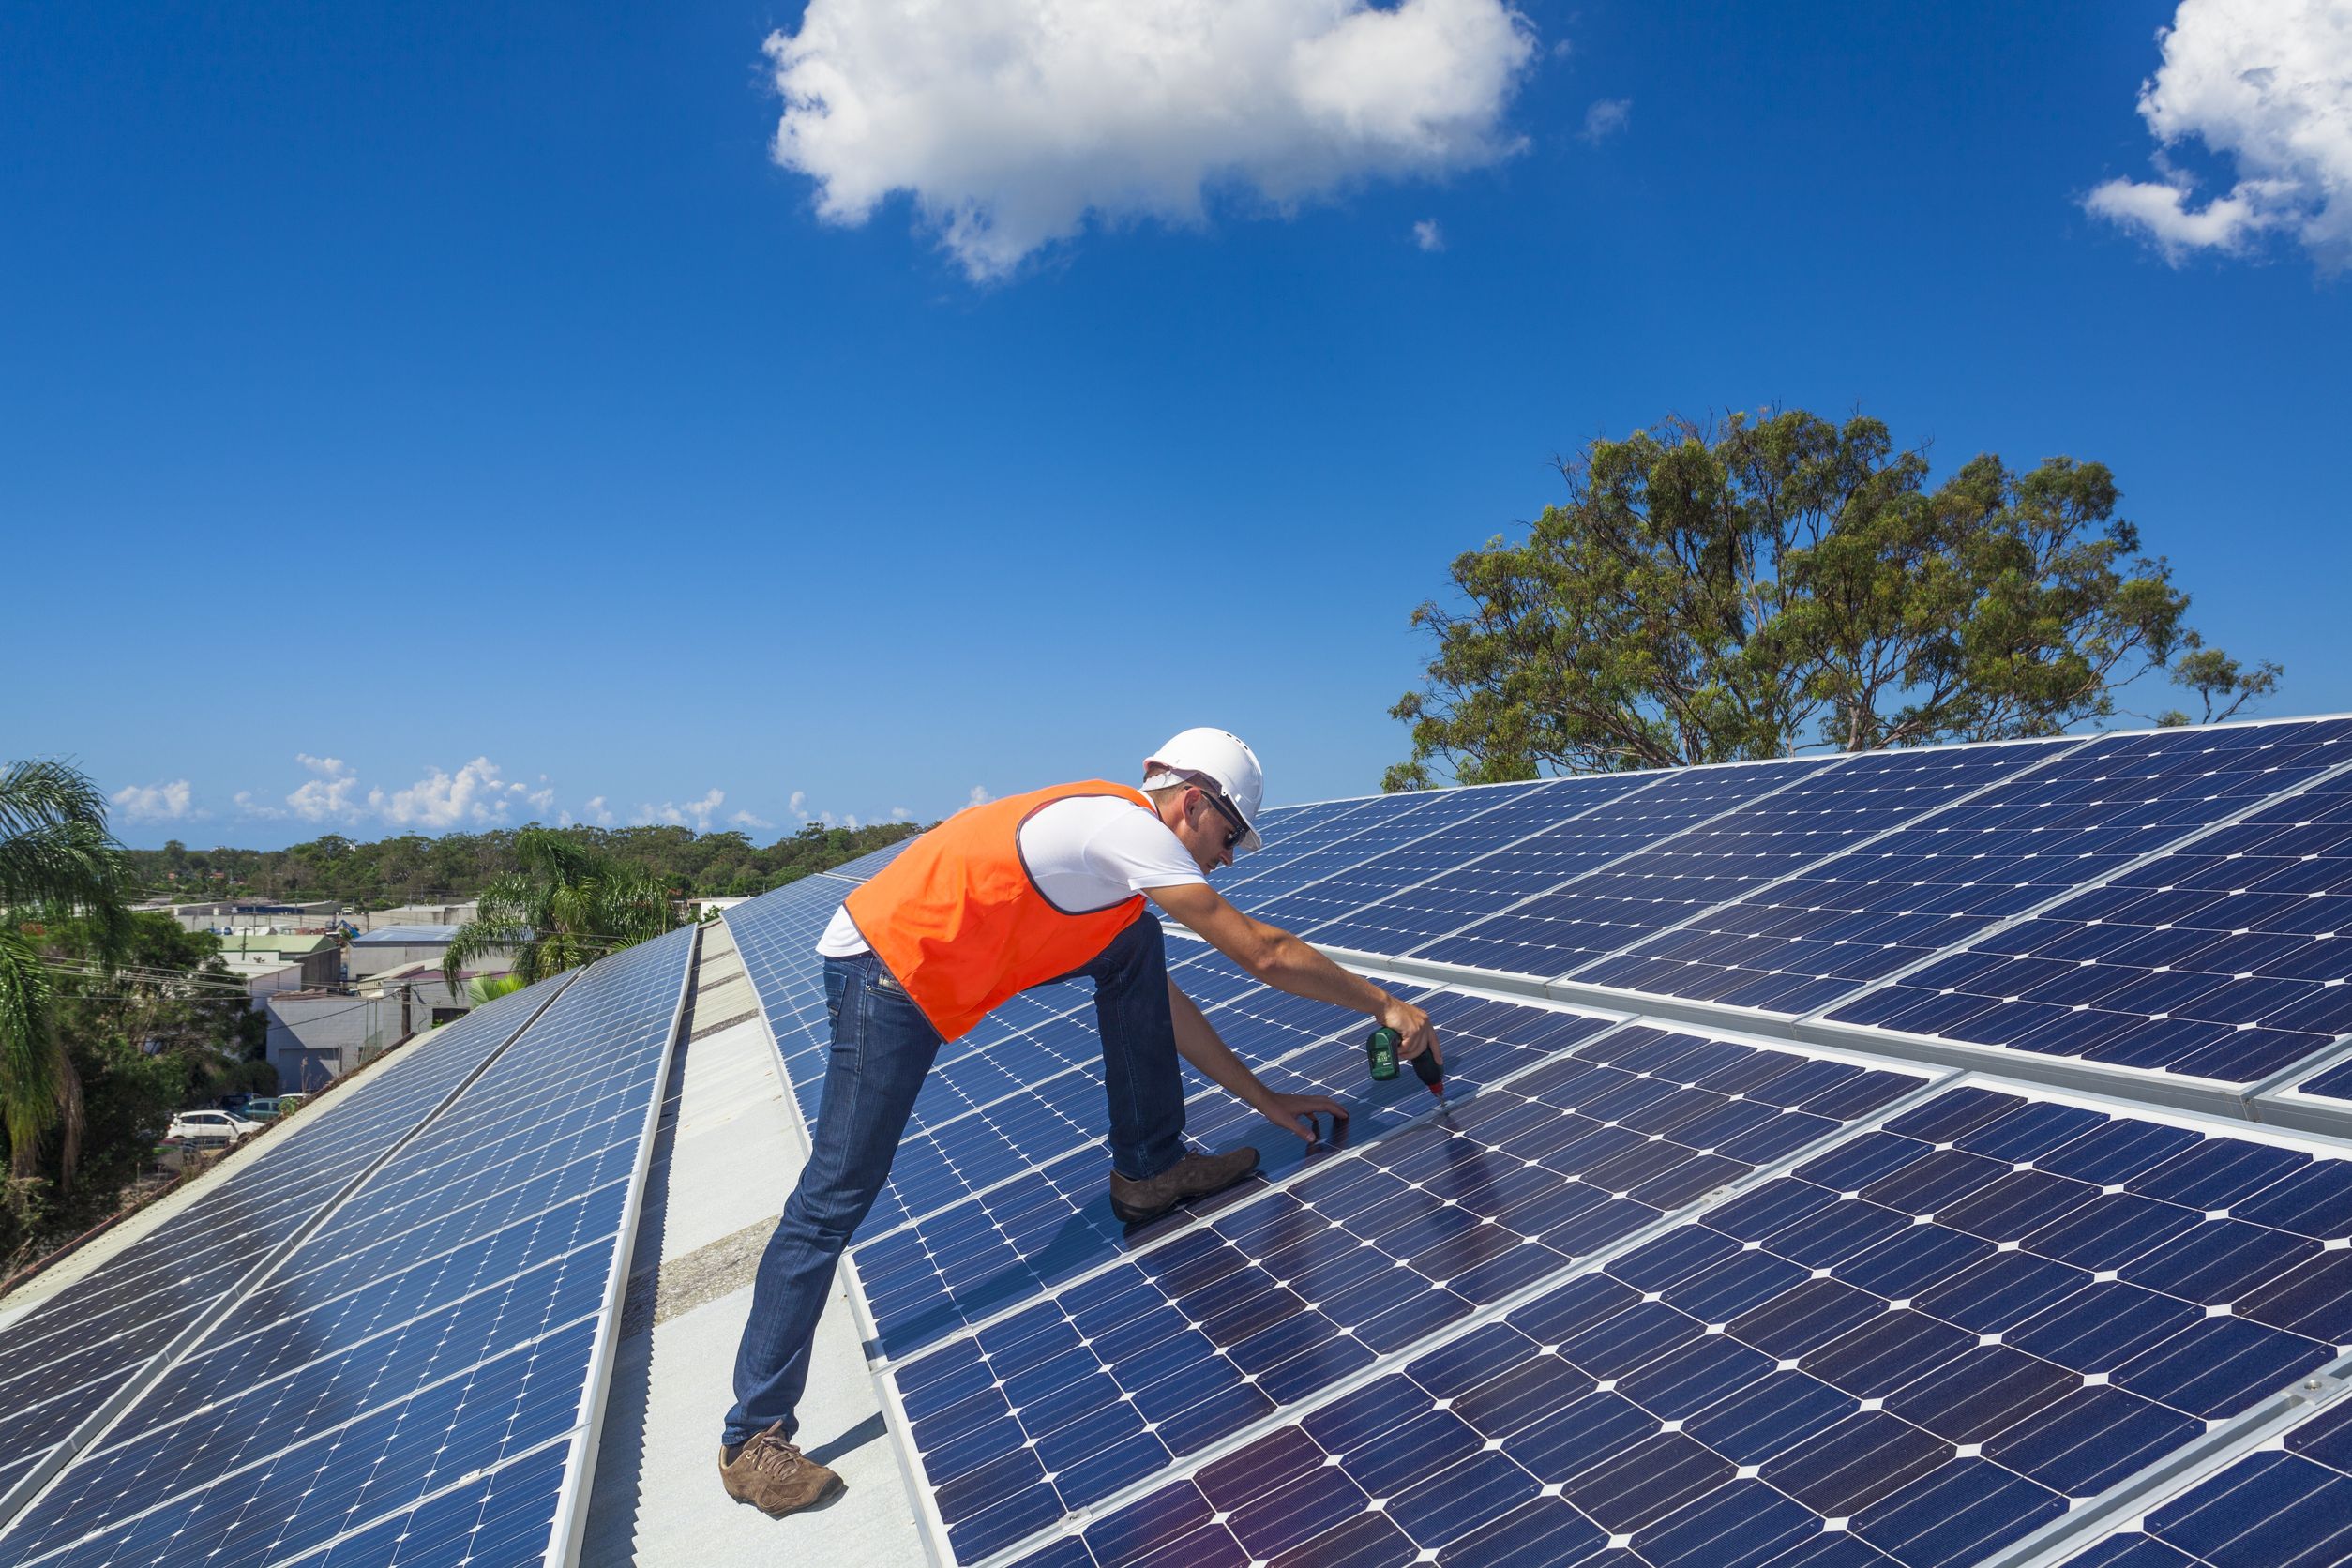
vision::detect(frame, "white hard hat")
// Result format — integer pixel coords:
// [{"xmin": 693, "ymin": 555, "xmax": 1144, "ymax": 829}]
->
[{"xmin": 1144, "ymin": 728, "xmax": 1265, "ymax": 855}]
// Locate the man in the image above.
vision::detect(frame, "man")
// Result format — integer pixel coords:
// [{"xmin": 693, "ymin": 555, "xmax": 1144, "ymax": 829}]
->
[{"xmin": 718, "ymin": 728, "xmax": 1441, "ymax": 1518}]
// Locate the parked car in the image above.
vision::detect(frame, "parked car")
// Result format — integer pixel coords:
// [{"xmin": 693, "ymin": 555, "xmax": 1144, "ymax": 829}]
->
[
  {"xmin": 237, "ymin": 1097, "xmax": 281, "ymax": 1122},
  {"xmin": 276, "ymin": 1093, "xmax": 309, "ymax": 1116},
  {"xmin": 166, "ymin": 1109, "xmax": 261, "ymax": 1145}
]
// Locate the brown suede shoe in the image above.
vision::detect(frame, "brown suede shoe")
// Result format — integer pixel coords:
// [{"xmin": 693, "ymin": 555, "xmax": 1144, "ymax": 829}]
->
[
  {"xmin": 1108, "ymin": 1146, "xmax": 1261, "ymax": 1225},
  {"xmin": 719, "ymin": 1424, "xmax": 843, "ymax": 1517}
]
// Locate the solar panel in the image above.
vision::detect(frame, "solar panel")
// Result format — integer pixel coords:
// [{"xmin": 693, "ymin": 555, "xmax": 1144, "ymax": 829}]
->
[
  {"xmin": 0, "ymin": 975, "xmax": 565, "ymax": 1529},
  {"xmin": 1830, "ymin": 745, "xmax": 2352, "ymax": 1089},
  {"xmin": 0, "ymin": 925, "xmax": 693, "ymax": 1568},
  {"xmin": 701, "ymin": 719, "xmax": 2352, "ymax": 1568},
  {"xmin": 1001, "ymin": 1081, "xmax": 2352, "ymax": 1568},
  {"xmin": 1442, "ymin": 741, "xmax": 2064, "ymax": 983},
  {"xmin": 1214, "ymin": 781, "xmax": 1559, "ymax": 911},
  {"xmin": 880, "ymin": 1016, "xmax": 1937, "ymax": 1561},
  {"xmin": 1304, "ymin": 761, "xmax": 1834, "ymax": 967},
  {"xmin": 2055, "ymin": 1389, "xmax": 2352, "ymax": 1567}
]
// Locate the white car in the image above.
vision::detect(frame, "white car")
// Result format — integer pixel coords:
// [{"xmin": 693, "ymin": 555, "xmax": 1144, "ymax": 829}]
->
[{"xmin": 167, "ymin": 1109, "xmax": 261, "ymax": 1145}]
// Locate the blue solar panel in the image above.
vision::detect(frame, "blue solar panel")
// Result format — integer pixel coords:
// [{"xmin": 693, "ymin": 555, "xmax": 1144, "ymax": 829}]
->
[
  {"xmin": 1208, "ymin": 794, "xmax": 1403, "ymax": 895},
  {"xmin": 1241, "ymin": 776, "xmax": 1636, "ymax": 937},
  {"xmin": 1835, "ymin": 751, "xmax": 2352, "ymax": 1087},
  {"xmin": 1371, "ymin": 759, "xmax": 1835, "ymax": 972},
  {"xmin": 0, "ymin": 975, "xmax": 562, "ymax": 1526},
  {"xmin": 1004, "ymin": 1082, "xmax": 2352, "ymax": 1568},
  {"xmin": 1216, "ymin": 781, "xmax": 1559, "ymax": 911},
  {"xmin": 1445, "ymin": 742, "xmax": 2061, "ymax": 984},
  {"xmin": 2058, "ymin": 1393, "xmax": 2352, "ymax": 1567},
  {"xmin": 0, "ymin": 926, "xmax": 692, "ymax": 1568},
  {"xmin": 1554, "ymin": 739, "xmax": 2073, "ymax": 999},
  {"xmin": 883, "ymin": 1019, "xmax": 1930, "ymax": 1561},
  {"xmin": 2286, "ymin": 1051, "xmax": 2352, "ymax": 1108},
  {"xmin": 1277, "ymin": 768, "xmax": 1787, "ymax": 960},
  {"xmin": 848, "ymin": 969, "xmax": 1459, "ymax": 1362},
  {"xmin": 1530, "ymin": 718, "xmax": 2352, "ymax": 1027}
]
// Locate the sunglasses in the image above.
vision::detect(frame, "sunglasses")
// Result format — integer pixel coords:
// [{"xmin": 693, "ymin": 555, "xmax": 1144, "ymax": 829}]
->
[{"xmin": 1194, "ymin": 786, "xmax": 1247, "ymax": 852}]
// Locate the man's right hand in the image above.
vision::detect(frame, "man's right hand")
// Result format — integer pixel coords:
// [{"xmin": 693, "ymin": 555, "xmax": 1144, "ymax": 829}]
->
[{"xmin": 1381, "ymin": 995, "xmax": 1440, "ymax": 1068}]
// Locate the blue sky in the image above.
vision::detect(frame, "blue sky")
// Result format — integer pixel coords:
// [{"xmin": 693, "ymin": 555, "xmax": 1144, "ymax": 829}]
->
[{"xmin": 6, "ymin": 1, "xmax": 2347, "ymax": 849}]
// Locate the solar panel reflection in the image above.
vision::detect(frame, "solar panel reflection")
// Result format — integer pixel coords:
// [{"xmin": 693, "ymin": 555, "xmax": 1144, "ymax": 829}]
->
[
  {"xmin": 0, "ymin": 927, "xmax": 691, "ymax": 1568},
  {"xmin": 1838, "ymin": 753, "xmax": 2352, "ymax": 1085},
  {"xmin": 1308, "ymin": 762, "xmax": 1831, "ymax": 965},
  {"xmin": 1011, "ymin": 1083, "xmax": 2352, "ymax": 1568},
  {"xmin": 890, "ymin": 1018, "xmax": 1928, "ymax": 1560},
  {"xmin": 0, "ymin": 977, "xmax": 559, "ymax": 1518}
]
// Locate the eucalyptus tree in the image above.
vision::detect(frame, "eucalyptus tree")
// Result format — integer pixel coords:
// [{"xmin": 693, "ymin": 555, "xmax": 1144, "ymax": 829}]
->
[{"xmin": 1388, "ymin": 408, "xmax": 2282, "ymax": 788}]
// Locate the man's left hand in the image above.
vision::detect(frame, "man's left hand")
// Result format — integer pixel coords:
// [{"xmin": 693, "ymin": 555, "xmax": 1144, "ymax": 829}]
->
[{"xmin": 1253, "ymin": 1090, "xmax": 1349, "ymax": 1146}]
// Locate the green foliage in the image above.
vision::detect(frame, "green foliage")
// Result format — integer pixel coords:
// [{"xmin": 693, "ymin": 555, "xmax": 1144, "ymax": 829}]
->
[
  {"xmin": 1387, "ymin": 410, "xmax": 2283, "ymax": 788},
  {"xmin": 441, "ymin": 827, "xmax": 681, "ymax": 988},
  {"xmin": 2, "ymin": 758, "xmax": 132, "ymax": 1185},
  {"xmin": 121, "ymin": 821, "xmax": 925, "ymax": 906},
  {"xmin": 467, "ymin": 973, "xmax": 527, "ymax": 1005}
]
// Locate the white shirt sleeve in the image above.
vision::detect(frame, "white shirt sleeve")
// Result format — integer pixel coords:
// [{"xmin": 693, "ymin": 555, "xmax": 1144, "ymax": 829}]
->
[{"xmin": 1079, "ymin": 804, "xmax": 1209, "ymax": 894}]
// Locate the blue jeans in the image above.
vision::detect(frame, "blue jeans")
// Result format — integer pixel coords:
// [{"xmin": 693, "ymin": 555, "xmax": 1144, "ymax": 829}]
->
[{"xmin": 724, "ymin": 913, "xmax": 1187, "ymax": 1444}]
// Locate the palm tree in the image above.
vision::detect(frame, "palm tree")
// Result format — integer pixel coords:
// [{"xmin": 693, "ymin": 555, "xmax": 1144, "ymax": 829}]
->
[
  {"xmin": 1, "ymin": 760, "xmax": 131, "ymax": 1185},
  {"xmin": 441, "ymin": 826, "xmax": 678, "ymax": 990}
]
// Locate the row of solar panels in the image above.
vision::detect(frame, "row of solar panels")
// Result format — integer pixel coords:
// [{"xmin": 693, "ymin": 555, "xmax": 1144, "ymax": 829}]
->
[
  {"xmin": 727, "ymin": 715, "xmax": 2352, "ymax": 1568},
  {"xmin": 0, "ymin": 922, "xmax": 697, "ymax": 1568}
]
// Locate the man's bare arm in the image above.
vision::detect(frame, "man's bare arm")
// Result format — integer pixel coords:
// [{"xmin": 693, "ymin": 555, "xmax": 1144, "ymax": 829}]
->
[
  {"xmin": 1150, "ymin": 882, "xmax": 1438, "ymax": 1063},
  {"xmin": 1167, "ymin": 980, "xmax": 1348, "ymax": 1143}
]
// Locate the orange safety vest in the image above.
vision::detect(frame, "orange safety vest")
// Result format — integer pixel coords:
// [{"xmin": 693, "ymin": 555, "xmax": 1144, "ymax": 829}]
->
[{"xmin": 843, "ymin": 780, "xmax": 1156, "ymax": 1042}]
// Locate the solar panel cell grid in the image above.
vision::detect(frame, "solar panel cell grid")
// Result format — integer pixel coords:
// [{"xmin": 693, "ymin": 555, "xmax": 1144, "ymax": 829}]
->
[
  {"xmin": 888, "ymin": 1021, "xmax": 1928, "ymax": 1562},
  {"xmin": 1442, "ymin": 742, "xmax": 2058, "ymax": 985},
  {"xmin": 1554, "ymin": 720, "xmax": 2352, "ymax": 1026},
  {"xmin": 1245, "ymin": 775, "xmax": 1644, "ymax": 942},
  {"xmin": 0, "ymin": 926, "xmax": 691, "ymax": 1568},
  {"xmin": 2058, "ymin": 1394, "xmax": 2352, "ymax": 1567},
  {"xmin": 1314, "ymin": 761, "xmax": 1832, "ymax": 968},
  {"xmin": 1837, "ymin": 765, "xmax": 2352, "ymax": 1087},
  {"xmin": 1010, "ymin": 1083, "xmax": 2352, "ymax": 1568},
  {"xmin": 848, "ymin": 976, "xmax": 1455, "ymax": 1361},
  {"xmin": 0, "ymin": 977, "xmax": 560, "ymax": 1503},
  {"xmin": 1214, "ymin": 781, "xmax": 1556, "ymax": 911}
]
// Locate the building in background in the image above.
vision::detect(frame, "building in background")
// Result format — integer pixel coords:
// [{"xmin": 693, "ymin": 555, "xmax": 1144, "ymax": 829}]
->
[
  {"xmin": 213, "ymin": 931, "xmax": 342, "ymax": 1003},
  {"xmin": 265, "ymin": 988, "xmax": 396, "ymax": 1092}
]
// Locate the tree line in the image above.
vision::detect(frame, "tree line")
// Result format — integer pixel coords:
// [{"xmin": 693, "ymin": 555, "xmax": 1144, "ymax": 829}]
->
[{"xmin": 125, "ymin": 819, "xmax": 927, "ymax": 908}]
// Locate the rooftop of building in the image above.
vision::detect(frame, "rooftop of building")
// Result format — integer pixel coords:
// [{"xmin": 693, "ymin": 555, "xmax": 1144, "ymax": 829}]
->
[{"xmin": 351, "ymin": 924, "xmax": 461, "ymax": 943}]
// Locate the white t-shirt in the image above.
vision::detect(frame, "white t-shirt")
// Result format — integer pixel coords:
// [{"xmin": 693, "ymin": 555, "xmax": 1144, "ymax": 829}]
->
[{"xmin": 816, "ymin": 794, "xmax": 1207, "ymax": 957}]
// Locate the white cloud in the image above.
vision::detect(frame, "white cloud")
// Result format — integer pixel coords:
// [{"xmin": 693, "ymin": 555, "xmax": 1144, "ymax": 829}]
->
[
  {"xmin": 111, "ymin": 779, "xmax": 194, "ymax": 823},
  {"xmin": 765, "ymin": 0, "xmax": 1540, "ymax": 279},
  {"xmin": 287, "ymin": 754, "xmax": 366, "ymax": 823},
  {"xmin": 369, "ymin": 756, "xmax": 523, "ymax": 830},
  {"xmin": 2086, "ymin": 0, "xmax": 2352, "ymax": 269},
  {"xmin": 1413, "ymin": 218, "xmax": 1445, "ymax": 250},
  {"xmin": 636, "ymin": 789, "xmax": 729, "ymax": 832},
  {"xmin": 233, "ymin": 790, "xmax": 285, "ymax": 821},
  {"xmin": 966, "ymin": 785, "xmax": 993, "ymax": 810},
  {"xmin": 585, "ymin": 796, "xmax": 616, "ymax": 827},
  {"xmin": 731, "ymin": 808, "xmax": 776, "ymax": 830},
  {"xmin": 1580, "ymin": 97, "xmax": 1631, "ymax": 143},
  {"xmin": 891, "ymin": 806, "xmax": 912, "ymax": 821}
]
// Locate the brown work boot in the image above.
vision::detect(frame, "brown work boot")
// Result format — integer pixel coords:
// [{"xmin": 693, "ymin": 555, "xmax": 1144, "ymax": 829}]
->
[
  {"xmin": 1108, "ymin": 1146, "xmax": 1261, "ymax": 1225},
  {"xmin": 719, "ymin": 1424, "xmax": 842, "ymax": 1517}
]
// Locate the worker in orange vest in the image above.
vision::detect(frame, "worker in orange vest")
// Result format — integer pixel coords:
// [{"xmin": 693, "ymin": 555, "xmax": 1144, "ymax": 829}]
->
[{"xmin": 720, "ymin": 728, "xmax": 1440, "ymax": 1518}]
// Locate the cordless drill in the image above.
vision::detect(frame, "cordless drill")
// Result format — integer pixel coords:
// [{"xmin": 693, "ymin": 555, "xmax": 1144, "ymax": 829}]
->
[{"xmin": 1366, "ymin": 1026, "xmax": 1444, "ymax": 1098}]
